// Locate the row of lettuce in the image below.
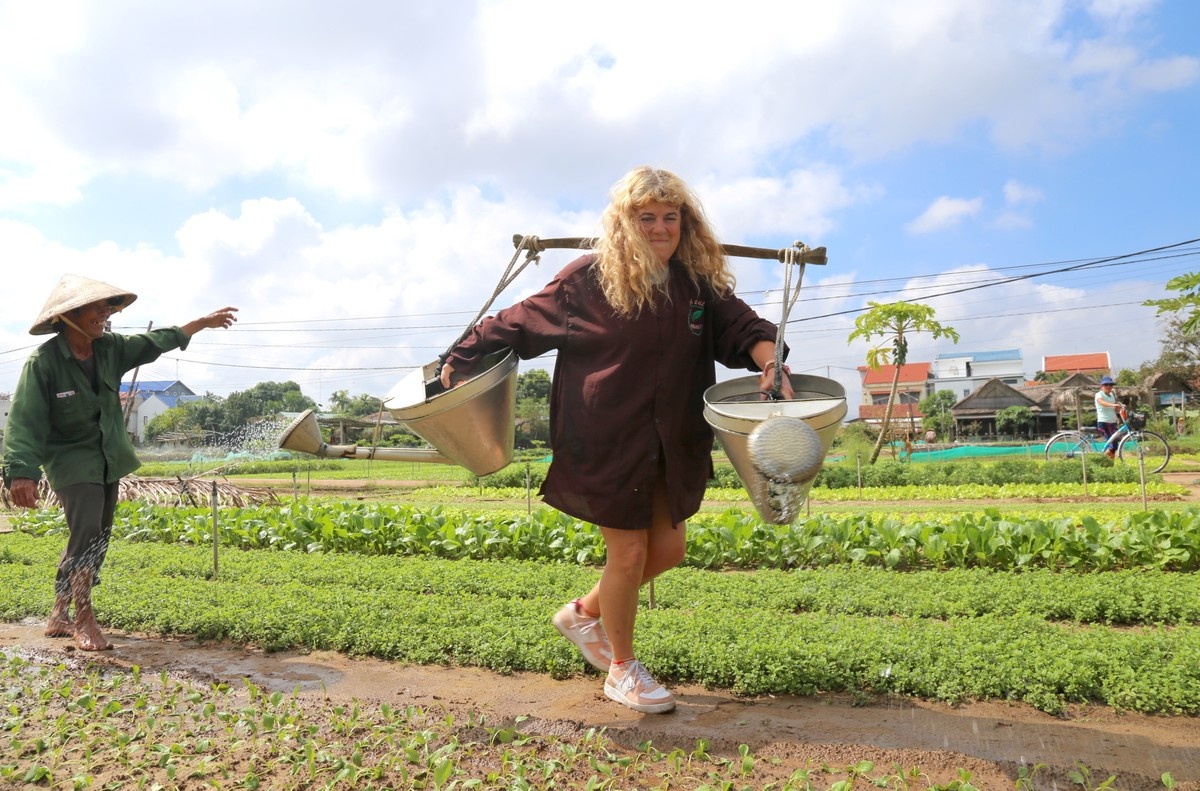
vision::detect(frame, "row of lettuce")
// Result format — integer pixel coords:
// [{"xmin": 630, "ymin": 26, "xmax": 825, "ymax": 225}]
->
[
  {"xmin": 470, "ymin": 456, "xmax": 1165, "ymax": 490},
  {"xmin": 11, "ymin": 498, "xmax": 1200, "ymax": 572},
  {"xmin": 136, "ymin": 456, "xmax": 1160, "ymax": 489}
]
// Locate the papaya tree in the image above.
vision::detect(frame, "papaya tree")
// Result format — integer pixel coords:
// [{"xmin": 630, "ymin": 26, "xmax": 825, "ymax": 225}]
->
[
  {"xmin": 1144, "ymin": 272, "xmax": 1200, "ymax": 333},
  {"xmin": 849, "ymin": 301, "xmax": 959, "ymax": 464}
]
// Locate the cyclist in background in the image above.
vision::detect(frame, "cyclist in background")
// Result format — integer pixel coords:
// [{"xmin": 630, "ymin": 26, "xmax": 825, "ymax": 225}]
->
[{"xmin": 1095, "ymin": 375, "xmax": 1124, "ymax": 459}]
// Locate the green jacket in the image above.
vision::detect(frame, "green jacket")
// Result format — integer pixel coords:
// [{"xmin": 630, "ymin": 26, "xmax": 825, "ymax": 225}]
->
[{"xmin": 4, "ymin": 328, "xmax": 191, "ymax": 490}]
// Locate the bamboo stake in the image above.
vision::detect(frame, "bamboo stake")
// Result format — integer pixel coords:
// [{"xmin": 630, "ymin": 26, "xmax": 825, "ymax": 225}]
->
[{"xmin": 210, "ymin": 480, "xmax": 219, "ymax": 579}]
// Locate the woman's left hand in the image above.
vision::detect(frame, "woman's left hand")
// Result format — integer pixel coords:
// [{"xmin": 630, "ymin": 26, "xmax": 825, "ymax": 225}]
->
[{"xmin": 759, "ymin": 362, "xmax": 794, "ymax": 400}]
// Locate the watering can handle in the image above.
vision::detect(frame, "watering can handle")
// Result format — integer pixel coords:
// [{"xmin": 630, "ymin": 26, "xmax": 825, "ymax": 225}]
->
[{"xmin": 513, "ymin": 235, "xmax": 827, "ymax": 265}]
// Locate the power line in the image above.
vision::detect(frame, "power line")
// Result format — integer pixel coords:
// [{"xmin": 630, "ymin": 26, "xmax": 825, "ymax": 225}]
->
[
  {"xmin": 783, "ymin": 236, "xmax": 1200, "ymax": 323},
  {"xmin": 3, "ymin": 237, "xmax": 1196, "ymax": 377}
]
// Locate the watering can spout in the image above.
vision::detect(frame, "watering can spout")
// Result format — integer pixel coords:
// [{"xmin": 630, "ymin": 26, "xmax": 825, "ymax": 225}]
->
[{"xmin": 277, "ymin": 409, "xmax": 458, "ymax": 464}]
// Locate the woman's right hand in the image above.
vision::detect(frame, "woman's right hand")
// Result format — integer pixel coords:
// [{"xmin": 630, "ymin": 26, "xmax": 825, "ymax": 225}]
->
[
  {"xmin": 439, "ymin": 361, "xmax": 456, "ymax": 389},
  {"xmin": 758, "ymin": 361, "xmax": 794, "ymax": 400}
]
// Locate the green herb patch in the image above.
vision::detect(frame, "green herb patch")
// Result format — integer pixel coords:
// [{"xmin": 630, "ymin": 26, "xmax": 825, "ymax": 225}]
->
[{"xmin": 2, "ymin": 533, "xmax": 1198, "ymax": 716}]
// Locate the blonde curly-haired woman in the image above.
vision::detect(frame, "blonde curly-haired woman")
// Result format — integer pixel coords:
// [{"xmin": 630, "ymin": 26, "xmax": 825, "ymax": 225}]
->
[{"xmin": 442, "ymin": 167, "xmax": 792, "ymax": 713}]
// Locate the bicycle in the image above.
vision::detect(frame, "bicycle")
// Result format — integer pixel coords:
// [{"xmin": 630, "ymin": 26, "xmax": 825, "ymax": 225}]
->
[{"xmin": 1043, "ymin": 410, "xmax": 1171, "ymax": 474}]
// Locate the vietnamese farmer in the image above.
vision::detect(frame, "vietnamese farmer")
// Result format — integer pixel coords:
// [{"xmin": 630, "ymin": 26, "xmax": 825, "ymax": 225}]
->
[
  {"xmin": 3, "ymin": 274, "xmax": 238, "ymax": 651},
  {"xmin": 439, "ymin": 166, "xmax": 793, "ymax": 713}
]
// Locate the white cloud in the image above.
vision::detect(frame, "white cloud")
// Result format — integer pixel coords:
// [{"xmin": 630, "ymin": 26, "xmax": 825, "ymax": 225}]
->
[
  {"xmin": 906, "ymin": 197, "xmax": 984, "ymax": 234},
  {"xmin": 992, "ymin": 212, "xmax": 1034, "ymax": 231},
  {"xmin": 1130, "ymin": 55, "xmax": 1200, "ymax": 92},
  {"xmin": 993, "ymin": 181, "xmax": 1043, "ymax": 230},
  {"xmin": 0, "ymin": 0, "xmax": 1195, "ymax": 414},
  {"xmin": 1003, "ymin": 180, "xmax": 1045, "ymax": 206},
  {"xmin": 1088, "ymin": 0, "xmax": 1158, "ymax": 25},
  {"xmin": 0, "ymin": 188, "xmax": 601, "ymax": 397},
  {"xmin": 0, "ymin": 0, "xmax": 1194, "ymax": 209}
]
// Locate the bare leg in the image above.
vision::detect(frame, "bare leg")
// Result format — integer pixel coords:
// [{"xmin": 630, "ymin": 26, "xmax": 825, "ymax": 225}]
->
[
  {"xmin": 594, "ymin": 527, "xmax": 647, "ymax": 662},
  {"xmin": 44, "ymin": 594, "xmax": 73, "ymax": 637},
  {"xmin": 69, "ymin": 569, "xmax": 111, "ymax": 651},
  {"xmin": 584, "ymin": 479, "xmax": 686, "ymax": 661}
]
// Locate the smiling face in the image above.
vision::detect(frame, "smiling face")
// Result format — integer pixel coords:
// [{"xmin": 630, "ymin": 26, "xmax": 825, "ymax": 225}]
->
[
  {"xmin": 638, "ymin": 201, "xmax": 681, "ymax": 266},
  {"xmin": 66, "ymin": 299, "xmax": 119, "ymax": 341}
]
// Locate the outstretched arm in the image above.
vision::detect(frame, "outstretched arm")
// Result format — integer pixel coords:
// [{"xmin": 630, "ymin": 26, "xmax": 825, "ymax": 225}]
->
[{"xmin": 181, "ymin": 307, "xmax": 239, "ymax": 337}]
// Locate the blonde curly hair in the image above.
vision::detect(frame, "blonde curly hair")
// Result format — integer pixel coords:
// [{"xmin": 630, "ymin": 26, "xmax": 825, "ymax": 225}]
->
[{"xmin": 593, "ymin": 166, "xmax": 735, "ymax": 316}]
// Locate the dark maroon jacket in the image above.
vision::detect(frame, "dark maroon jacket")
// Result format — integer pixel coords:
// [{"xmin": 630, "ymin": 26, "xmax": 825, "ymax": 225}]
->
[{"xmin": 446, "ymin": 255, "xmax": 780, "ymax": 529}]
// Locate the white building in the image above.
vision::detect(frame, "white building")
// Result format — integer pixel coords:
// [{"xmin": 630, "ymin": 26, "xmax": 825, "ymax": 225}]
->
[
  {"xmin": 132, "ymin": 392, "xmax": 204, "ymax": 443},
  {"xmin": 120, "ymin": 380, "xmax": 199, "ymax": 443},
  {"xmin": 0, "ymin": 393, "xmax": 11, "ymax": 438},
  {"xmin": 931, "ymin": 349, "xmax": 1025, "ymax": 400}
]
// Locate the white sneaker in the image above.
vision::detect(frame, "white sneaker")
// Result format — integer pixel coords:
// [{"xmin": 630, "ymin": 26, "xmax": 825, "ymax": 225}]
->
[
  {"xmin": 604, "ymin": 659, "xmax": 676, "ymax": 714},
  {"xmin": 552, "ymin": 601, "xmax": 613, "ymax": 672}
]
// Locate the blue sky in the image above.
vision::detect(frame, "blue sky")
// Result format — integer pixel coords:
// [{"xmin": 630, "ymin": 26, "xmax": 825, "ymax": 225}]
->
[{"xmin": 1, "ymin": 0, "xmax": 1198, "ymax": 417}]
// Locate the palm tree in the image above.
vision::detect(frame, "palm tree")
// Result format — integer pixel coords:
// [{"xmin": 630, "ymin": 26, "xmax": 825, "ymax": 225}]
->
[{"xmin": 849, "ymin": 301, "xmax": 959, "ymax": 464}]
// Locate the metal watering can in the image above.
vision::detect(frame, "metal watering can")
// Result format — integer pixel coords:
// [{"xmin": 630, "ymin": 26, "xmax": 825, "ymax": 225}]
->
[
  {"xmin": 704, "ymin": 374, "xmax": 846, "ymax": 524},
  {"xmin": 278, "ymin": 348, "xmax": 518, "ymax": 476}
]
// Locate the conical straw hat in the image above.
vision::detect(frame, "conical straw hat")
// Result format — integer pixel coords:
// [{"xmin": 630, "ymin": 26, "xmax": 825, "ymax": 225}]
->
[{"xmin": 29, "ymin": 274, "xmax": 138, "ymax": 335}]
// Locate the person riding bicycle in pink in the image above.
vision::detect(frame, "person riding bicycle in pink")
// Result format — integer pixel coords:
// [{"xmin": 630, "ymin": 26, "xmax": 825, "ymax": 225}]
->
[{"xmin": 1095, "ymin": 376, "xmax": 1125, "ymax": 459}]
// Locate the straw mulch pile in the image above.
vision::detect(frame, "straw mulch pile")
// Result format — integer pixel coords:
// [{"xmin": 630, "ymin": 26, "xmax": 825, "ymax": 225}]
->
[{"xmin": 1, "ymin": 476, "xmax": 279, "ymax": 510}]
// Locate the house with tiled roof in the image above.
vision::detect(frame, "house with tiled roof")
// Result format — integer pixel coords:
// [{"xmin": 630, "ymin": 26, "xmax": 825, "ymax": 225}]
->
[
  {"xmin": 856, "ymin": 362, "xmax": 933, "ymax": 429},
  {"xmin": 1041, "ymin": 352, "xmax": 1110, "ymax": 379},
  {"xmin": 1007, "ymin": 373, "xmax": 1102, "ymax": 434},
  {"xmin": 950, "ymin": 378, "xmax": 1048, "ymax": 438}
]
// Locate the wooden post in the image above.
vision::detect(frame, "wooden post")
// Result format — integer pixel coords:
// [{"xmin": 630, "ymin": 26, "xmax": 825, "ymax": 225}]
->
[
  {"xmin": 211, "ymin": 480, "xmax": 219, "ymax": 578},
  {"xmin": 1138, "ymin": 447, "xmax": 1149, "ymax": 512}
]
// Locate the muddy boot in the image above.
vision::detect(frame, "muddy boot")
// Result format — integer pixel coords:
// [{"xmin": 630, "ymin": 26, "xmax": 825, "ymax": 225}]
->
[{"xmin": 44, "ymin": 594, "xmax": 74, "ymax": 638}]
